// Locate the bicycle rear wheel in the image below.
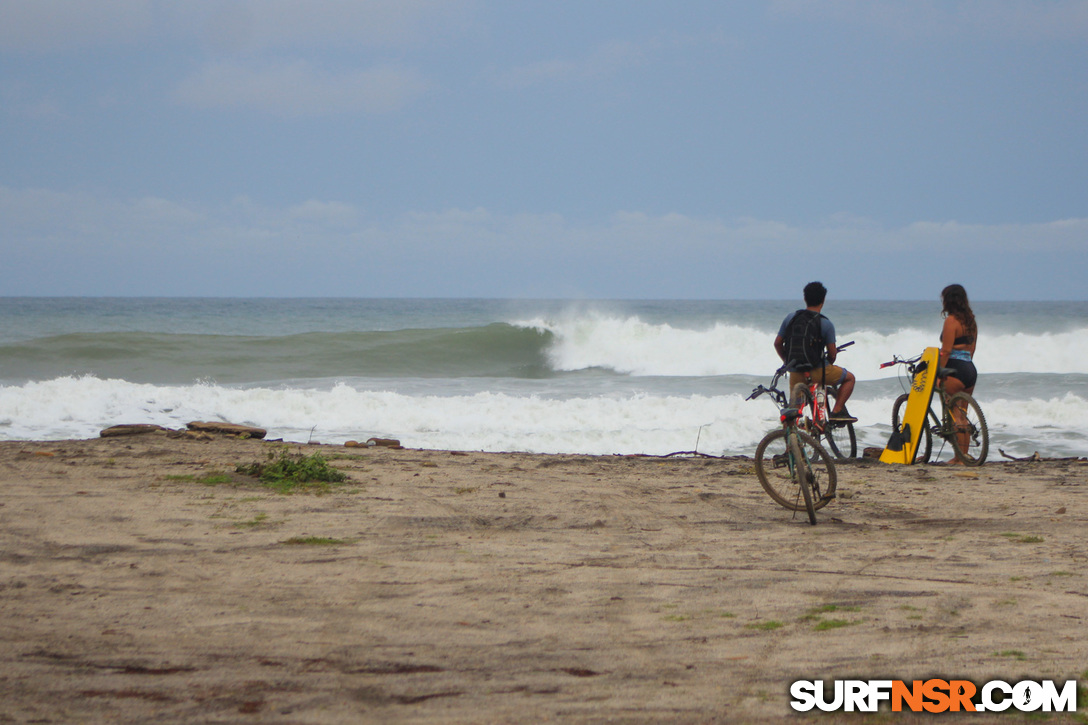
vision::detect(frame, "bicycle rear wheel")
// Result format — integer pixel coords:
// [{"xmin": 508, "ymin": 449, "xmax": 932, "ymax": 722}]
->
[
  {"xmin": 817, "ymin": 387, "xmax": 856, "ymax": 459},
  {"xmin": 891, "ymin": 393, "xmax": 932, "ymax": 464},
  {"xmin": 790, "ymin": 383, "xmax": 810, "ymax": 407},
  {"xmin": 823, "ymin": 420, "xmax": 856, "ymax": 459},
  {"xmin": 947, "ymin": 392, "xmax": 988, "ymax": 466},
  {"xmin": 754, "ymin": 428, "xmax": 837, "ymax": 515}
]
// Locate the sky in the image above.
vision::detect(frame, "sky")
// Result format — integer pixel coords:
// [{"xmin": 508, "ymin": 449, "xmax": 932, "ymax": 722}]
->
[{"xmin": 1, "ymin": 0, "xmax": 1086, "ymax": 300}]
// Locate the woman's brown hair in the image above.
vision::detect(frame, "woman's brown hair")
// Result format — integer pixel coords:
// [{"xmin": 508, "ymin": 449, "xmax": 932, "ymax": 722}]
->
[{"xmin": 941, "ymin": 284, "xmax": 976, "ymax": 339}]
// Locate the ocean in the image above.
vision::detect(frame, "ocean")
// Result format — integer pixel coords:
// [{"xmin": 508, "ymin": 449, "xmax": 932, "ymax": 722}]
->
[{"xmin": 1, "ymin": 297, "xmax": 1086, "ymax": 459}]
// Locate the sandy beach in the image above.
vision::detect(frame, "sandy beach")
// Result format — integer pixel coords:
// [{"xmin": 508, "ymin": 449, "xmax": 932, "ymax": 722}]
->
[{"xmin": 1, "ymin": 432, "xmax": 1085, "ymax": 723}]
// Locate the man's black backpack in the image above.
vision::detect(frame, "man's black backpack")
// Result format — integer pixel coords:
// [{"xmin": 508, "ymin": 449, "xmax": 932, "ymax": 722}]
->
[{"xmin": 783, "ymin": 309, "xmax": 826, "ymax": 372}]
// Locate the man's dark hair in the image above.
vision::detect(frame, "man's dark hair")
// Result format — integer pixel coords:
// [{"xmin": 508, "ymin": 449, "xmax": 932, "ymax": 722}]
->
[{"xmin": 803, "ymin": 281, "xmax": 827, "ymax": 308}]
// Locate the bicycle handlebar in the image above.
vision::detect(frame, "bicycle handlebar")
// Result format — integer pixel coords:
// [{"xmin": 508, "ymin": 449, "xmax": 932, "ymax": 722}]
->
[
  {"xmin": 883, "ymin": 354, "xmax": 956, "ymax": 385},
  {"xmin": 880, "ymin": 353, "xmax": 920, "ymax": 369},
  {"xmin": 748, "ymin": 380, "xmax": 788, "ymax": 407},
  {"xmin": 750, "ymin": 341, "xmax": 855, "ymax": 407}
]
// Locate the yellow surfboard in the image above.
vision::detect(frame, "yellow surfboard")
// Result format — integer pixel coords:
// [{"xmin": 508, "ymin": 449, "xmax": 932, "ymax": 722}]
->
[{"xmin": 880, "ymin": 346, "xmax": 940, "ymax": 465}]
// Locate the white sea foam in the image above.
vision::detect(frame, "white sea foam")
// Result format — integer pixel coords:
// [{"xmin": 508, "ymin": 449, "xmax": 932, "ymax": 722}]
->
[
  {"xmin": 518, "ymin": 314, "xmax": 1088, "ymax": 378},
  {"xmin": 2, "ymin": 376, "xmax": 1085, "ymax": 458}
]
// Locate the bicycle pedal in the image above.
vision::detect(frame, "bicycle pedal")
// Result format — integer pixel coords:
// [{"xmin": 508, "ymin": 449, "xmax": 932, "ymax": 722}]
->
[{"xmin": 819, "ymin": 493, "xmax": 836, "ymax": 503}]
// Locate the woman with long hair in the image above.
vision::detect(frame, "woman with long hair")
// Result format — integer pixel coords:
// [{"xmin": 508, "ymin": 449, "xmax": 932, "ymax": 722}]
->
[
  {"xmin": 939, "ymin": 284, "xmax": 977, "ymax": 396},
  {"xmin": 939, "ymin": 284, "xmax": 977, "ymax": 461}
]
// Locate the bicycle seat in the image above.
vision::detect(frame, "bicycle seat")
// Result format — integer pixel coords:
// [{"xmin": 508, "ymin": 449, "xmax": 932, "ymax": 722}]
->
[{"xmin": 780, "ymin": 406, "xmax": 802, "ymax": 422}]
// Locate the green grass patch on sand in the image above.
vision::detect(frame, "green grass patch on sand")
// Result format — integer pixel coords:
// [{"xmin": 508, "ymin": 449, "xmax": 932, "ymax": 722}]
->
[
  {"xmin": 802, "ymin": 604, "xmax": 862, "ymax": 630},
  {"xmin": 994, "ymin": 650, "xmax": 1027, "ymax": 661},
  {"xmin": 746, "ymin": 620, "xmax": 784, "ymax": 631},
  {"xmin": 814, "ymin": 619, "xmax": 857, "ymax": 632},
  {"xmin": 801, "ymin": 604, "xmax": 860, "ymax": 621},
  {"xmin": 236, "ymin": 447, "xmax": 349, "ymax": 494},
  {"xmin": 234, "ymin": 513, "xmax": 269, "ymax": 529},
  {"xmin": 282, "ymin": 536, "xmax": 349, "ymax": 546}
]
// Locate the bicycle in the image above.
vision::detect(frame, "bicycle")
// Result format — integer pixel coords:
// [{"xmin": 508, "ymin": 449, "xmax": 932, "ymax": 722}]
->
[
  {"xmin": 751, "ymin": 343, "xmax": 857, "ymax": 460},
  {"xmin": 882, "ymin": 354, "xmax": 989, "ymax": 466},
  {"xmin": 747, "ymin": 371, "xmax": 838, "ymax": 525},
  {"xmin": 796, "ymin": 341, "xmax": 857, "ymax": 459}
]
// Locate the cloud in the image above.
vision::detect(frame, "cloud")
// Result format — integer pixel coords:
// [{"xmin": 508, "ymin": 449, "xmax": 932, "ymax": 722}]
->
[
  {"xmin": 0, "ymin": 0, "xmax": 153, "ymax": 52},
  {"xmin": 0, "ymin": 187, "xmax": 205, "ymax": 244},
  {"xmin": 7, "ymin": 184, "xmax": 1087, "ymax": 255},
  {"xmin": 7, "ymin": 186, "xmax": 1088, "ymax": 258},
  {"xmin": 496, "ymin": 40, "xmax": 648, "ymax": 89},
  {"xmin": 288, "ymin": 200, "xmax": 362, "ymax": 228},
  {"xmin": 0, "ymin": 81, "xmax": 65, "ymax": 120},
  {"xmin": 185, "ymin": 0, "xmax": 476, "ymax": 52},
  {"xmin": 2, "ymin": 186, "xmax": 1086, "ymax": 298},
  {"xmin": 172, "ymin": 60, "xmax": 430, "ymax": 115},
  {"xmin": 768, "ymin": 0, "xmax": 1088, "ymax": 40},
  {"xmin": 491, "ymin": 31, "xmax": 729, "ymax": 91},
  {"xmin": 0, "ymin": 0, "xmax": 476, "ymax": 53}
]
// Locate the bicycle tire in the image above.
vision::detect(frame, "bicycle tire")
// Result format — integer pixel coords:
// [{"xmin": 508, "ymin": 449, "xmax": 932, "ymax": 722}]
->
[
  {"xmin": 811, "ymin": 385, "xmax": 856, "ymax": 459},
  {"xmin": 790, "ymin": 432, "xmax": 817, "ymax": 525},
  {"xmin": 790, "ymin": 383, "xmax": 810, "ymax": 407},
  {"xmin": 754, "ymin": 428, "xmax": 837, "ymax": 515},
  {"xmin": 891, "ymin": 393, "xmax": 932, "ymax": 464},
  {"xmin": 824, "ymin": 420, "xmax": 857, "ymax": 460},
  {"xmin": 922, "ymin": 407, "xmax": 940, "ymax": 464},
  {"xmin": 947, "ymin": 392, "xmax": 988, "ymax": 466}
]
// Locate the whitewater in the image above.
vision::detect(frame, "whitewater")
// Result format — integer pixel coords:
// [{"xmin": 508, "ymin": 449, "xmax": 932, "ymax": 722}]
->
[{"xmin": 1, "ymin": 298, "xmax": 1086, "ymax": 458}]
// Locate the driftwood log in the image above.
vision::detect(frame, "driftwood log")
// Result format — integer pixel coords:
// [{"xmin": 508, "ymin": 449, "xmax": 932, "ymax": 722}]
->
[
  {"xmin": 100, "ymin": 424, "xmax": 168, "ymax": 438},
  {"xmin": 186, "ymin": 421, "xmax": 267, "ymax": 439}
]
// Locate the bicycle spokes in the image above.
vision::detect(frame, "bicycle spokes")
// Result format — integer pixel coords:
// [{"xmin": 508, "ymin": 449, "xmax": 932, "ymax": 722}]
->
[
  {"xmin": 947, "ymin": 392, "xmax": 989, "ymax": 465},
  {"xmin": 754, "ymin": 428, "xmax": 837, "ymax": 519}
]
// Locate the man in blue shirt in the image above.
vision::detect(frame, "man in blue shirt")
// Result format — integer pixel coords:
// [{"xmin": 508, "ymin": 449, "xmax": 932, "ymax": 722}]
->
[{"xmin": 773, "ymin": 281, "xmax": 857, "ymax": 422}]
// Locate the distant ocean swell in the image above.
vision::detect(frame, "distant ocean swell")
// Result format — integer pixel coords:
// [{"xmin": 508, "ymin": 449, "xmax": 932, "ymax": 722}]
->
[{"xmin": 0, "ymin": 324, "xmax": 554, "ymax": 383}]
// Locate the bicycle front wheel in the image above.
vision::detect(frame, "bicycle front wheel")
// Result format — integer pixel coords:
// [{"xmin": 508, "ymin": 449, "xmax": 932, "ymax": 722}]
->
[
  {"xmin": 754, "ymin": 428, "xmax": 837, "ymax": 515},
  {"xmin": 947, "ymin": 392, "xmax": 988, "ymax": 466},
  {"xmin": 790, "ymin": 432, "xmax": 817, "ymax": 525},
  {"xmin": 891, "ymin": 393, "xmax": 932, "ymax": 464}
]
